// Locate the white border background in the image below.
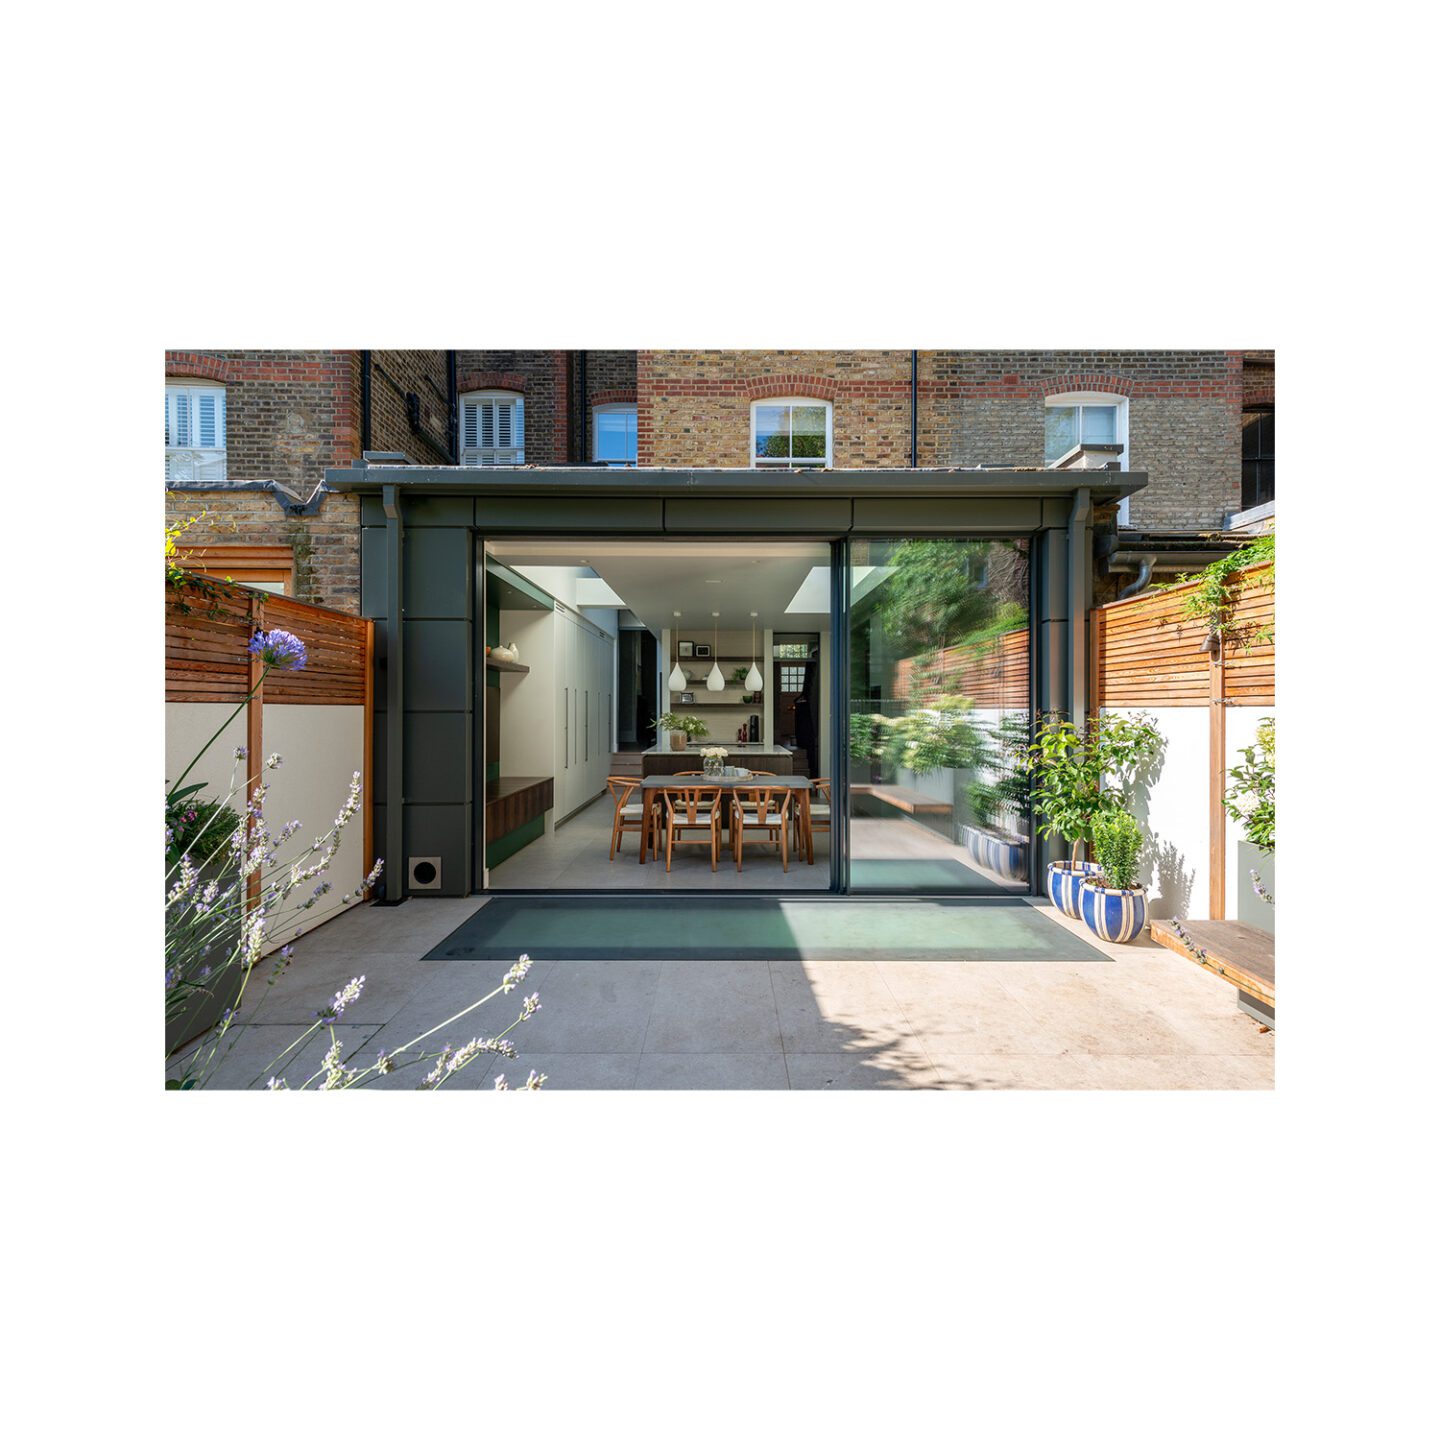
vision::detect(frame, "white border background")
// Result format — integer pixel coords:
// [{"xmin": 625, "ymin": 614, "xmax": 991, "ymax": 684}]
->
[{"xmin": 8, "ymin": 2, "xmax": 1430, "ymax": 1436}]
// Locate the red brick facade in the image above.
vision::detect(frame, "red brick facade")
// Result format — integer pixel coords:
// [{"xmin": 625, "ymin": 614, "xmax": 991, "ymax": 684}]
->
[{"xmin": 166, "ymin": 347, "xmax": 1273, "ymax": 612}]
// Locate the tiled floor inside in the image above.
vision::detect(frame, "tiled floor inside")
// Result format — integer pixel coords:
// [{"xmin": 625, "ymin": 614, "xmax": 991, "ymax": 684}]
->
[
  {"xmin": 489, "ymin": 793, "xmax": 831, "ymax": 890},
  {"xmin": 176, "ymin": 890, "xmax": 1276, "ymax": 1091}
]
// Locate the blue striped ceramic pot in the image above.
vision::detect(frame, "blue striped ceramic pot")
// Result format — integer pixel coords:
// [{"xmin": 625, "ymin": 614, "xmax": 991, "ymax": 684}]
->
[
  {"xmin": 988, "ymin": 835, "xmax": 1029, "ymax": 882},
  {"xmin": 1079, "ymin": 882, "xmax": 1149, "ymax": 944},
  {"xmin": 1047, "ymin": 861, "xmax": 1102, "ymax": 917}
]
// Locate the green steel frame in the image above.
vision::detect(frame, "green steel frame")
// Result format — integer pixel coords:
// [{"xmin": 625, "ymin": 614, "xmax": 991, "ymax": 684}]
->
[{"xmin": 329, "ymin": 461, "xmax": 1143, "ymax": 902}]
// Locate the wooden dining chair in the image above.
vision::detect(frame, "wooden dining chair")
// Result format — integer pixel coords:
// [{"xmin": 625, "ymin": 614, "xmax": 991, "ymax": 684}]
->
[
  {"xmin": 730, "ymin": 786, "xmax": 791, "ymax": 872},
  {"xmin": 607, "ymin": 776, "xmax": 659, "ymax": 860},
  {"xmin": 795, "ymin": 778, "xmax": 831, "ymax": 864},
  {"xmin": 664, "ymin": 784, "xmax": 723, "ymax": 872},
  {"xmin": 735, "ymin": 771, "xmax": 777, "ymax": 812}
]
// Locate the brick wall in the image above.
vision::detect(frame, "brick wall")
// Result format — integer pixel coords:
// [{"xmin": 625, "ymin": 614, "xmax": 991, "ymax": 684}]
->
[
  {"xmin": 166, "ymin": 350, "xmax": 359, "ymax": 496},
  {"xmin": 637, "ymin": 349, "xmax": 1245, "ymax": 529},
  {"xmin": 1242, "ymin": 350, "xmax": 1275, "ymax": 408},
  {"xmin": 573, "ymin": 349, "xmax": 638, "ymax": 460},
  {"xmin": 924, "ymin": 351, "xmax": 1243, "ymax": 529},
  {"xmin": 456, "ymin": 350, "xmax": 571, "ymax": 463},
  {"xmin": 366, "ymin": 350, "xmax": 453, "ymax": 462},
  {"xmin": 164, "ymin": 487, "xmax": 363, "ymax": 613},
  {"xmin": 638, "ymin": 350, "xmax": 915, "ymax": 468}
]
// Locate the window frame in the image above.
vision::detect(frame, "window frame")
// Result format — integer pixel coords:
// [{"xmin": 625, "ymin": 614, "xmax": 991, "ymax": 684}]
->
[
  {"xmin": 1045, "ymin": 391, "xmax": 1130, "ymax": 522},
  {"xmin": 165, "ymin": 380, "xmax": 227, "ymax": 482},
  {"xmin": 1241, "ymin": 404, "xmax": 1275, "ymax": 510},
  {"xmin": 592, "ymin": 401, "xmax": 638, "ymax": 466},
  {"xmin": 750, "ymin": 397, "xmax": 833, "ymax": 468},
  {"xmin": 459, "ymin": 389, "xmax": 525, "ymax": 467}
]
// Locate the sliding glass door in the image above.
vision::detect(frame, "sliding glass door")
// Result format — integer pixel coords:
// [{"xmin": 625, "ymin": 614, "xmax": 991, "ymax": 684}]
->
[{"xmin": 844, "ymin": 538, "xmax": 1032, "ymax": 894}]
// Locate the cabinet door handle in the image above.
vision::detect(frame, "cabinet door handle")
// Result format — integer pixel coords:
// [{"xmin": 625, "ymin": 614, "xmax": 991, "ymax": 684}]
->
[{"xmin": 564, "ymin": 687, "xmax": 568, "ymax": 768}]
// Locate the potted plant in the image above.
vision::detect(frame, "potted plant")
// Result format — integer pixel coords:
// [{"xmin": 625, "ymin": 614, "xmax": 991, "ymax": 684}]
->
[
  {"xmin": 1027, "ymin": 711, "xmax": 1162, "ymax": 917},
  {"xmin": 1225, "ymin": 717, "xmax": 1275, "ymax": 932},
  {"xmin": 1079, "ymin": 809, "xmax": 1149, "ymax": 943},
  {"xmin": 655, "ymin": 712, "xmax": 708, "ymax": 751}
]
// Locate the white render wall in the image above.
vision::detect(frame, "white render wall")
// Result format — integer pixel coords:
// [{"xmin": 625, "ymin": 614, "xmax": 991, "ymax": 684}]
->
[
  {"xmin": 263, "ymin": 705, "xmax": 366, "ymax": 947},
  {"xmin": 1103, "ymin": 704, "xmax": 1275, "ymax": 922},
  {"xmin": 165, "ymin": 701, "xmax": 368, "ymax": 952}
]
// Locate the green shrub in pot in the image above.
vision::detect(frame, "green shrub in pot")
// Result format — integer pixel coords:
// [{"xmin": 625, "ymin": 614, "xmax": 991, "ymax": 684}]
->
[{"xmin": 1079, "ymin": 809, "xmax": 1149, "ymax": 943}]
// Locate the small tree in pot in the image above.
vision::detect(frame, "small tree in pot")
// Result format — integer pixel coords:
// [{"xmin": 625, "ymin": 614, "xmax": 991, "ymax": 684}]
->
[
  {"xmin": 1079, "ymin": 809, "xmax": 1149, "ymax": 943},
  {"xmin": 1027, "ymin": 711, "xmax": 1162, "ymax": 917}
]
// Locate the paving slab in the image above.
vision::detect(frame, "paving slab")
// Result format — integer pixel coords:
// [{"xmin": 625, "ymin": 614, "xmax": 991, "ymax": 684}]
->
[
  {"xmin": 633, "ymin": 1053, "xmax": 791, "ymax": 1089},
  {"xmin": 641, "ymin": 960, "xmax": 783, "ymax": 1053}
]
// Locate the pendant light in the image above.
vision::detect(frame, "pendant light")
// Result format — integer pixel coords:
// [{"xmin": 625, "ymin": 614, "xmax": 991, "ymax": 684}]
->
[
  {"xmin": 706, "ymin": 612, "xmax": 725, "ymax": 691},
  {"xmin": 745, "ymin": 611, "xmax": 764, "ymax": 693},
  {"xmin": 667, "ymin": 611, "xmax": 687, "ymax": 692}
]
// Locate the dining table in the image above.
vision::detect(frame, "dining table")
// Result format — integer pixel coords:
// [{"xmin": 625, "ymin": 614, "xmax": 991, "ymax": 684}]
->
[{"xmin": 637, "ymin": 773, "xmax": 814, "ymax": 865}]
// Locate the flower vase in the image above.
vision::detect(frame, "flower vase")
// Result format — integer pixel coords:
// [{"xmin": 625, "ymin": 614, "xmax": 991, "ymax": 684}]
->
[{"xmin": 703, "ymin": 755, "xmax": 723, "ymax": 778}]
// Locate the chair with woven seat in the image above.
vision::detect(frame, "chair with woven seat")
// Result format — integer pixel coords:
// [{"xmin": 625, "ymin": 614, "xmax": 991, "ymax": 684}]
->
[
  {"xmin": 729, "ymin": 785, "xmax": 792, "ymax": 872},
  {"xmin": 607, "ymin": 776, "xmax": 659, "ymax": 861},
  {"xmin": 663, "ymin": 784, "xmax": 723, "ymax": 873},
  {"xmin": 795, "ymin": 778, "xmax": 831, "ymax": 864}
]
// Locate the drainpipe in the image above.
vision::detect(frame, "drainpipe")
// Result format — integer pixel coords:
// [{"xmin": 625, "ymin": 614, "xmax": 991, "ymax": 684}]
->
[
  {"xmin": 361, "ymin": 351, "xmax": 373, "ymax": 454},
  {"xmin": 382, "ymin": 481, "xmax": 405, "ymax": 903},
  {"xmin": 1118, "ymin": 556, "xmax": 1154, "ymax": 600},
  {"xmin": 1068, "ymin": 486, "xmax": 1092, "ymax": 724},
  {"xmin": 910, "ymin": 350, "xmax": 918, "ymax": 467},
  {"xmin": 446, "ymin": 350, "xmax": 458, "ymax": 463},
  {"xmin": 577, "ymin": 350, "xmax": 587, "ymax": 461}
]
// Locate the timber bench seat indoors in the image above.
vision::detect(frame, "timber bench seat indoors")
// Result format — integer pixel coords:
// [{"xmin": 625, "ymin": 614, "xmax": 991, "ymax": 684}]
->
[
  {"xmin": 849, "ymin": 783, "xmax": 953, "ymax": 817},
  {"xmin": 1151, "ymin": 919, "xmax": 1276, "ymax": 1028}
]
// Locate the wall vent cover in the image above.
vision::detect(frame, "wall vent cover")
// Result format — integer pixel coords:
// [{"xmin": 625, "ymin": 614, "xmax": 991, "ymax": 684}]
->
[{"xmin": 408, "ymin": 856, "xmax": 442, "ymax": 891}]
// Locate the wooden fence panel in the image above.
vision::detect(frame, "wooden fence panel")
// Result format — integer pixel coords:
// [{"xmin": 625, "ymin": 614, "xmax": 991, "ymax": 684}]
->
[
  {"xmin": 1094, "ymin": 564, "xmax": 1274, "ymax": 708},
  {"xmin": 166, "ymin": 579, "xmax": 370, "ymax": 705},
  {"xmin": 894, "ymin": 627, "xmax": 1030, "ymax": 707},
  {"xmin": 1093, "ymin": 562, "xmax": 1274, "ymax": 920}
]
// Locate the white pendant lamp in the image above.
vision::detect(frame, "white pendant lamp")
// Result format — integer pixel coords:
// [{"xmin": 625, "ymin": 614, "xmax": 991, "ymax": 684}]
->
[
  {"xmin": 706, "ymin": 612, "xmax": 725, "ymax": 691},
  {"xmin": 745, "ymin": 611, "xmax": 764, "ymax": 692},
  {"xmin": 667, "ymin": 612, "xmax": 687, "ymax": 692}
]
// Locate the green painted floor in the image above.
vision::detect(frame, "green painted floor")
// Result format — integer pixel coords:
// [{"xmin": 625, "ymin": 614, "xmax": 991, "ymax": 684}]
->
[{"xmin": 423, "ymin": 897, "xmax": 1108, "ymax": 963}]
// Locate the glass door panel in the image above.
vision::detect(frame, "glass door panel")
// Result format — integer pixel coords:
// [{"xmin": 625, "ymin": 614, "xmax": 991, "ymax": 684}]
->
[{"xmin": 846, "ymin": 538, "xmax": 1031, "ymax": 894}]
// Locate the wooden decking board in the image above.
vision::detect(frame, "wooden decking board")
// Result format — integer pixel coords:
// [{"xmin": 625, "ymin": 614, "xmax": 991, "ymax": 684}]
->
[
  {"xmin": 850, "ymin": 783, "xmax": 953, "ymax": 815},
  {"xmin": 1151, "ymin": 918, "xmax": 1275, "ymax": 1005}
]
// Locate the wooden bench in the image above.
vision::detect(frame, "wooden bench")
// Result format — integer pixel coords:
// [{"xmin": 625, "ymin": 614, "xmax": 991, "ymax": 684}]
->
[
  {"xmin": 1151, "ymin": 918, "xmax": 1275, "ymax": 1028},
  {"xmin": 849, "ymin": 783, "xmax": 953, "ymax": 816}
]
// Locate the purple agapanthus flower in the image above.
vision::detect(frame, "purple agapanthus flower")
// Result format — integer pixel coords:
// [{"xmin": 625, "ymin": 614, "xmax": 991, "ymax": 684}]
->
[{"xmin": 248, "ymin": 629, "xmax": 308, "ymax": 671}]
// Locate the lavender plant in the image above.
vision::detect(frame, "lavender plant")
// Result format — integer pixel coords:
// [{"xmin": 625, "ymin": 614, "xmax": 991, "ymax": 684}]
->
[{"xmin": 166, "ymin": 623, "xmax": 546, "ymax": 1091}]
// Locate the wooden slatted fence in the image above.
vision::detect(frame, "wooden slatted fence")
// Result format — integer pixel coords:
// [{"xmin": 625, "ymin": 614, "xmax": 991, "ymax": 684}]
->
[
  {"xmin": 894, "ymin": 627, "xmax": 1030, "ymax": 707},
  {"xmin": 1093, "ymin": 563, "xmax": 1274, "ymax": 709},
  {"xmin": 166, "ymin": 580, "xmax": 370, "ymax": 705},
  {"xmin": 1092, "ymin": 562, "xmax": 1274, "ymax": 920},
  {"xmin": 166, "ymin": 575, "xmax": 375, "ymax": 905}
]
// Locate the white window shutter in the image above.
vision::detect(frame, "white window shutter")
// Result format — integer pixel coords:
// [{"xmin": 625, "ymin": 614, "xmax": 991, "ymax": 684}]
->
[
  {"xmin": 173, "ymin": 390, "xmax": 191, "ymax": 447},
  {"xmin": 460, "ymin": 394, "xmax": 523, "ymax": 465},
  {"xmin": 166, "ymin": 384, "xmax": 226, "ymax": 482}
]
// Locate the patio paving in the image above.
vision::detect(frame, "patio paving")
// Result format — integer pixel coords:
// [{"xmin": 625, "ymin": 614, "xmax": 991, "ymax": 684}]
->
[{"xmin": 181, "ymin": 894, "xmax": 1275, "ymax": 1090}]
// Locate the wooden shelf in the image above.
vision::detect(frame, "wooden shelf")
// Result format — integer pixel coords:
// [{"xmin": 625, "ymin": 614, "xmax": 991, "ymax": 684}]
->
[{"xmin": 486, "ymin": 656, "xmax": 530, "ymax": 674}]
